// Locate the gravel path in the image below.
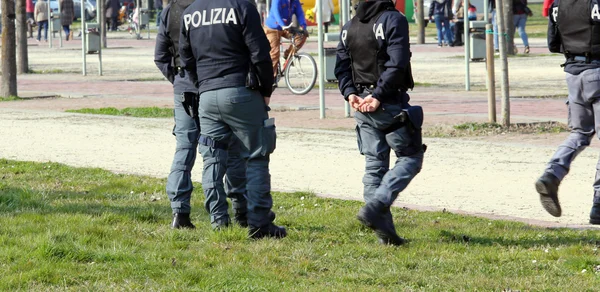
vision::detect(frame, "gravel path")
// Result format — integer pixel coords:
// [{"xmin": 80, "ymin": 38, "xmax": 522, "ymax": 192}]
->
[{"xmin": 2, "ymin": 108, "xmax": 598, "ymax": 228}]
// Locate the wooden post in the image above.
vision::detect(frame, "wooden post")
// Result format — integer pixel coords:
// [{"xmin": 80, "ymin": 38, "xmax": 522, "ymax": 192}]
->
[
  {"xmin": 495, "ymin": 0, "xmax": 510, "ymax": 127},
  {"xmin": 485, "ymin": 23, "xmax": 496, "ymax": 123}
]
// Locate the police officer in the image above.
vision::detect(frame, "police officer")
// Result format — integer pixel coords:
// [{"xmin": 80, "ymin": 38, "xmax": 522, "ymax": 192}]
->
[
  {"xmin": 335, "ymin": 0, "xmax": 425, "ymax": 245},
  {"xmin": 179, "ymin": 0, "xmax": 285, "ymax": 238},
  {"xmin": 153, "ymin": 0, "xmax": 249, "ymax": 229},
  {"xmin": 535, "ymin": 0, "xmax": 600, "ymax": 225}
]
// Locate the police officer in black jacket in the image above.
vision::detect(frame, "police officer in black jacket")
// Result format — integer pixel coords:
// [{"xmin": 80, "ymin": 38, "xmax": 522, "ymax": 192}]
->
[
  {"xmin": 536, "ymin": 0, "xmax": 600, "ymax": 224},
  {"xmin": 179, "ymin": 0, "xmax": 285, "ymax": 238},
  {"xmin": 153, "ymin": 0, "xmax": 249, "ymax": 229},
  {"xmin": 335, "ymin": 0, "xmax": 425, "ymax": 245}
]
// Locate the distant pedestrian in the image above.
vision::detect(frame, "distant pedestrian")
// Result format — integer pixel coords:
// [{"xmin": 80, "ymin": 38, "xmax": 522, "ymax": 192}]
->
[
  {"xmin": 429, "ymin": 0, "xmax": 454, "ymax": 47},
  {"xmin": 154, "ymin": 0, "xmax": 163, "ymax": 27},
  {"xmin": 34, "ymin": 0, "xmax": 49, "ymax": 42},
  {"xmin": 513, "ymin": 0, "xmax": 531, "ymax": 54},
  {"xmin": 105, "ymin": 0, "xmax": 120, "ymax": 31},
  {"xmin": 60, "ymin": 0, "xmax": 75, "ymax": 40},
  {"xmin": 256, "ymin": 0, "xmax": 266, "ymax": 24},
  {"xmin": 312, "ymin": 0, "xmax": 335, "ymax": 33},
  {"xmin": 26, "ymin": 0, "xmax": 35, "ymax": 38}
]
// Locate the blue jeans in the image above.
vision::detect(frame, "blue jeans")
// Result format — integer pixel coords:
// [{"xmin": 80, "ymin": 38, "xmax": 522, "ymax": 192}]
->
[
  {"xmin": 434, "ymin": 15, "xmax": 452, "ymax": 45},
  {"xmin": 513, "ymin": 13, "xmax": 529, "ymax": 47},
  {"xmin": 37, "ymin": 20, "xmax": 48, "ymax": 41},
  {"xmin": 63, "ymin": 25, "xmax": 70, "ymax": 39},
  {"xmin": 166, "ymin": 92, "xmax": 247, "ymax": 217},
  {"xmin": 198, "ymin": 87, "xmax": 276, "ymax": 227}
]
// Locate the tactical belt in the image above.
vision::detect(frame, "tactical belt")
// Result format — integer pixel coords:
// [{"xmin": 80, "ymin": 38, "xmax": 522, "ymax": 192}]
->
[
  {"xmin": 198, "ymin": 135, "xmax": 228, "ymax": 150},
  {"xmin": 568, "ymin": 56, "xmax": 600, "ymax": 63}
]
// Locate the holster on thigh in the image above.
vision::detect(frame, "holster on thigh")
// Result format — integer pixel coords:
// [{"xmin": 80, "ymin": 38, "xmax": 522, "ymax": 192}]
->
[{"xmin": 384, "ymin": 105, "xmax": 426, "ymax": 157}]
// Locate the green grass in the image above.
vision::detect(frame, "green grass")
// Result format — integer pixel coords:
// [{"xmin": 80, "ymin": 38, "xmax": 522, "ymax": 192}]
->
[
  {"xmin": 425, "ymin": 121, "xmax": 569, "ymax": 137},
  {"xmin": 28, "ymin": 68, "xmax": 68, "ymax": 74},
  {"xmin": 1, "ymin": 159, "xmax": 600, "ymax": 290},
  {"xmin": 66, "ymin": 107, "xmax": 173, "ymax": 118},
  {"xmin": 0, "ymin": 96, "xmax": 23, "ymax": 102}
]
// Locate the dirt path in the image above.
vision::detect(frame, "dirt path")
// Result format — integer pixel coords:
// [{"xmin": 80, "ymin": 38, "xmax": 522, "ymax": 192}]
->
[{"xmin": 1, "ymin": 108, "xmax": 598, "ymax": 227}]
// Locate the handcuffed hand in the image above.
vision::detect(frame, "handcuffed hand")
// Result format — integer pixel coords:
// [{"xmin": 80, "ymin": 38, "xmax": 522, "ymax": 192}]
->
[
  {"xmin": 264, "ymin": 97, "xmax": 271, "ymax": 106},
  {"xmin": 347, "ymin": 94, "xmax": 364, "ymax": 111},
  {"xmin": 358, "ymin": 95, "xmax": 380, "ymax": 113}
]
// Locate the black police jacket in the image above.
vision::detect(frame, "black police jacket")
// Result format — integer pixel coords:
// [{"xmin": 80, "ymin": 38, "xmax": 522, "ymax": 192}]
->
[
  {"xmin": 548, "ymin": 0, "xmax": 600, "ymax": 74},
  {"xmin": 334, "ymin": 0, "xmax": 413, "ymax": 104},
  {"xmin": 179, "ymin": 0, "xmax": 273, "ymax": 97},
  {"xmin": 154, "ymin": 0, "xmax": 197, "ymax": 94}
]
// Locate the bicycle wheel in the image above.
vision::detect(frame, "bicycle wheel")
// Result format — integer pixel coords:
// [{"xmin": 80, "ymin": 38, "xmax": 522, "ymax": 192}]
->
[{"xmin": 284, "ymin": 52, "xmax": 317, "ymax": 95}]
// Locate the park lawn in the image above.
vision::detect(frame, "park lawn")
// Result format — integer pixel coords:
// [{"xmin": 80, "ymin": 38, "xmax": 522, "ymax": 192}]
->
[
  {"xmin": 66, "ymin": 107, "xmax": 173, "ymax": 118},
  {"xmin": 1, "ymin": 159, "xmax": 599, "ymax": 290}
]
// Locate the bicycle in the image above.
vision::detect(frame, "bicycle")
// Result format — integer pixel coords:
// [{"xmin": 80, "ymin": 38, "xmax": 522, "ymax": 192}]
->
[{"xmin": 275, "ymin": 26, "xmax": 317, "ymax": 95}]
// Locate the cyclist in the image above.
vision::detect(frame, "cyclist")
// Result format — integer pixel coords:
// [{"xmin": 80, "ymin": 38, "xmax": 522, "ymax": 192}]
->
[{"xmin": 264, "ymin": 0, "xmax": 308, "ymax": 87}]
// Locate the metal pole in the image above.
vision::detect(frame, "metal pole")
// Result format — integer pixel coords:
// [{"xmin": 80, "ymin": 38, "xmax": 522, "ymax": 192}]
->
[
  {"xmin": 98, "ymin": 0, "xmax": 102, "ymax": 75},
  {"xmin": 81, "ymin": 0, "xmax": 86, "ymax": 75},
  {"xmin": 340, "ymin": 0, "xmax": 350, "ymax": 118},
  {"xmin": 484, "ymin": 0, "xmax": 489, "ymax": 22},
  {"xmin": 136, "ymin": 0, "xmax": 140, "ymax": 39},
  {"xmin": 464, "ymin": 1, "xmax": 469, "ymax": 91},
  {"xmin": 48, "ymin": 0, "xmax": 52, "ymax": 48},
  {"xmin": 58, "ymin": 0, "xmax": 62, "ymax": 47},
  {"xmin": 485, "ymin": 23, "xmax": 496, "ymax": 123},
  {"xmin": 495, "ymin": 0, "xmax": 509, "ymax": 127},
  {"xmin": 417, "ymin": 0, "xmax": 424, "ymax": 44},
  {"xmin": 266, "ymin": 0, "xmax": 270, "ymax": 19},
  {"xmin": 317, "ymin": 0, "xmax": 325, "ymax": 119}
]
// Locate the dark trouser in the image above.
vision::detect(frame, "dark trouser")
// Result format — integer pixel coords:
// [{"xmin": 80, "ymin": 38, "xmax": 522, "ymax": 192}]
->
[
  {"xmin": 111, "ymin": 15, "xmax": 118, "ymax": 31},
  {"xmin": 27, "ymin": 12, "xmax": 34, "ymax": 37},
  {"xmin": 37, "ymin": 20, "xmax": 48, "ymax": 41},
  {"xmin": 198, "ymin": 87, "xmax": 275, "ymax": 227},
  {"xmin": 166, "ymin": 93, "xmax": 247, "ymax": 216},
  {"xmin": 354, "ymin": 94, "xmax": 424, "ymax": 207},
  {"xmin": 63, "ymin": 25, "xmax": 70, "ymax": 40},
  {"xmin": 544, "ymin": 68, "xmax": 600, "ymax": 204},
  {"xmin": 452, "ymin": 21, "xmax": 464, "ymax": 45}
]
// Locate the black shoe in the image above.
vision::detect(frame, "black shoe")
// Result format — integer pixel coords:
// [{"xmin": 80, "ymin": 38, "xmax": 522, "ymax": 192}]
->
[
  {"xmin": 249, "ymin": 223, "xmax": 287, "ymax": 239},
  {"xmin": 171, "ymin": 213, "xmax": 195, "ymax": 229},
  {"xmin": 212, "ymin": 216, "xmax": 231, "ymax": 230},
  {"xmin": 590, "ymin": 203, "xmax": 600, "ymax": 225},
  {"xmin": 535, "ymin": 173, "xmax": 562, "ymax": 217},
  {"xmin": 234, "ymin": 210, "xmax": 276, "ymax": 228},
  {"xmin": 357, "ymin": 203, "xmax": 406, "ymax": 246}
]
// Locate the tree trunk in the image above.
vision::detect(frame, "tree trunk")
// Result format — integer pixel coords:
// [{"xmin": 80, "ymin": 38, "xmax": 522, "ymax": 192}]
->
[
  {"xmin": 503, "ymin": 0, "xmax": 515, "ymax": 55},
  {"xmin": 100, "ymin": 0, "xmax": 106, "ymax": 48},
  {"xmin": 16, "ymin": 0, "xmax": 28, "ymax": 74},
  {"xmin": 1, "ymin": 0, "xmax": 18, "ymax": 97}
]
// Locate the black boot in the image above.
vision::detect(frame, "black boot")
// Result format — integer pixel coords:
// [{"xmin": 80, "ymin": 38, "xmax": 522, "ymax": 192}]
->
[
  {"xmin": 249, "ymin": 223, "xmax": 287, "ymax": 239},
  {"xmin": 171, "ymin": 213, "xmax": 195, "ymax": 229},
  {"xmin": 357, "ymin": 202, "xmax": 406, "ymax": 246},
  {"xmin": 535, "ymin": 173, "xmax": 562, "ymax": 217},
  {"xmin": 234, "ymin": 210, "xmax": 276, "ymax": 228},
  {"xmin": 212, "ymin": 216, "xmax": 231, "ymax": 230},
  {"xmin": 590, "ymin": 203, "xmax": 600, "ymax": 225}
]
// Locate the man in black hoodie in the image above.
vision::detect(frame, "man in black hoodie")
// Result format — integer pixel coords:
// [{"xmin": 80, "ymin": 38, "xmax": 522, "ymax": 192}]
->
[{"xmin": 334, "ymin": 0, "xmax": 425, "ymax": 246}]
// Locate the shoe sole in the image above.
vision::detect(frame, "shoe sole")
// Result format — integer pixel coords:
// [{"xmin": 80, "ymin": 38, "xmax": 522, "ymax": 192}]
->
[{"xmin": 535, "ymin": 180, "xmax": 562, "ymax": 217}]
